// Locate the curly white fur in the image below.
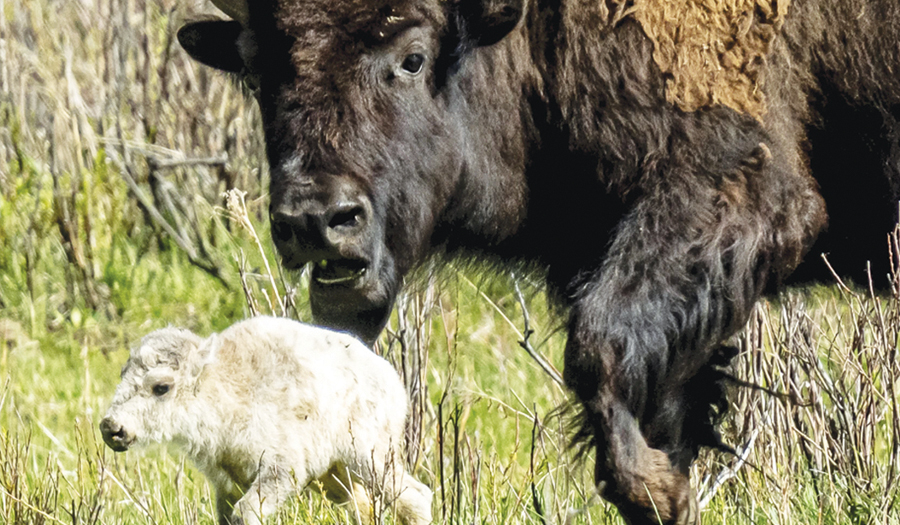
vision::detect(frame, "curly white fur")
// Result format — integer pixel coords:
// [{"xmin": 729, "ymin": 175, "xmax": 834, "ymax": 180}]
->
[{"xmin": 100, "ymin": 316, "xmax": 432, "ymax": 525}]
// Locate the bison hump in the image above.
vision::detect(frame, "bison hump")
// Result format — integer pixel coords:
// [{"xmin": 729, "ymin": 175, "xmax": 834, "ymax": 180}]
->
[{"xmin": 617, "ymin": 0, "xmax": 790, "ymax": 118}]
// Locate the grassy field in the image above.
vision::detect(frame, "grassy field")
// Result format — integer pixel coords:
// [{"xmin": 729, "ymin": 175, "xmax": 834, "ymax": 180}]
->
[{"xmin": 2, "ymin": 0, "xmax": 900, "ymax": 524}]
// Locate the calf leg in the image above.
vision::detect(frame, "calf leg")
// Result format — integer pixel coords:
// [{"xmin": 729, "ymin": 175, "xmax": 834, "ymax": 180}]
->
[
  {"xmin": 232, "ymin": 459, "xmax": 305, "ymax": 525},
  {"xmin": 215, "ymin": 492, "xmax": 241, "ymax": 525},
  {"xmin": 317, "ymin": 464, "xmax": 375, "ymax": 524},
  {"xmin": 388, "ymin": 468, "xmax": 432, "ymax": 525},
  {"xmin": 355, "ymin": 445, "xmax": 433, "ymax": 525}
]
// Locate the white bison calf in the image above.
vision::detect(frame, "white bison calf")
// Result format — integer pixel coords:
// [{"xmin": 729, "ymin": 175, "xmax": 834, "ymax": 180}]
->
[{"xmin": 100, "ymin": 316, "xmax": 432, "ymax": 525}]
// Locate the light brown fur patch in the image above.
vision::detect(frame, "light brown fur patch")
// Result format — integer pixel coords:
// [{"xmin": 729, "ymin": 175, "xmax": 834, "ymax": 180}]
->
[{"xmin": 609, "ymin": 0, "xmax": 790, "ymax": 118}]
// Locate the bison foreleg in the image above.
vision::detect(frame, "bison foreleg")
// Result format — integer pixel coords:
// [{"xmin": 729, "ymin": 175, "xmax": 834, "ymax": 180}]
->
[
  {"xmin": 382, "ymin": 465, "xmax": 433, "ymax": 525},
  {"xmin": 566, "ymin": 322, "xmax": 702, "ymax": 525},
  {"xmin": 232, "ymin": 458, "xmax": 305, "ymax": 525},
  {"xmin": 215, "ymin": 491, "xmax": 241, "ymax": 525},
  {"xmin": 564, "ymin": 179, "xmax": 773, "ymax": 524},
  {"xmin": 590, "ymin": 392, "xmax": 697, "ymax": 525}
]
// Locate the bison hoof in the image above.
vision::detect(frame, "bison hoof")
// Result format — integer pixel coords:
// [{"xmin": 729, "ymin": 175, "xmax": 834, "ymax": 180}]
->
[
  {"xmin": 616, "ymin": 489, "xmax": 698, "ymax": 525},
  {"xmin": 601, "ymin": 448, "xmax": 700, "ymax": 525}
]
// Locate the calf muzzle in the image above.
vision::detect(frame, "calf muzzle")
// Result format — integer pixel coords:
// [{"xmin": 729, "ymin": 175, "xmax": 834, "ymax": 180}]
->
[{"xmin": 99, "ymin": 416, "xmax": 134, "ymax": 452}]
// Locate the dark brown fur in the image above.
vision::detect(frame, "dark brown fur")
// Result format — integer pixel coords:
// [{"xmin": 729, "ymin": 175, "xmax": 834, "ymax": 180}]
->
[{"xmin": 178, "ymin": 1, "xmax": 900, "ymax": 523}]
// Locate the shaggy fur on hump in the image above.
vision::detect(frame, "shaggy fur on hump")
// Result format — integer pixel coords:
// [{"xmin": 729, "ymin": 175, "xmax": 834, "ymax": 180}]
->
[{"xmin": 604, "ymin": 0, "xmax": 790, "ymax": 118}]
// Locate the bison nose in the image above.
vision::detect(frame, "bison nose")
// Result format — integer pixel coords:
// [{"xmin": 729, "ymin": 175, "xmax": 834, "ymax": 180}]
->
[
  {"xmin": 99, "ymin": 417, "xmax": 133, "ymax": 452},
  {"xmin": 271, "ymin": 200, "xmax": 370, "ymax": 262}
]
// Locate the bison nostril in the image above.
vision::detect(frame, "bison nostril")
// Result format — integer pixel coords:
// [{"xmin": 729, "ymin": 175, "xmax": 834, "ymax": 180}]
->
[
  {"xmin": 271, "ymin": 215, "xmax": 295, "ymax": 243},
  {"xmin": 100, "ymin": 417, "xmax": 130, "ymax": 450},
  {"xmin": 101, "ymin": 419, "xmax": 119, "ymax": 436},
  {"xmin": 328, "ymin": 205, "xmax": 365, "ymax": 231}
]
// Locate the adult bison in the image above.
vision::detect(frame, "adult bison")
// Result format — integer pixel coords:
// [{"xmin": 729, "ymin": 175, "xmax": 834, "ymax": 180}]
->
[{"xmin": 177, "ymin": 0, "xmax": 900, "ymax": 523}]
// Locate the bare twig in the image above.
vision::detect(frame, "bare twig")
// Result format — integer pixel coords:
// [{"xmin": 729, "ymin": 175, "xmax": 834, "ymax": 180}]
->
[
  {"xmin": 0, "ymin": 484, "xmax": 68, "ymax": 525},
  {"xmin": 237, "ymin": 250, "xmax": 261, "ymax": 317},
  {"xmin": 146, "ymin": 154, "xmax": 227, "ymax": 170},
  {"xmin": 821, "ymin": 253, "xmax": 853, "ymax": 296},
  {"xmin": 698, "ymin": 427, "xmax": 759, "ymax": 508},
  {"xmin": 50, "ymin": 119, "xmax": 103, "ymax": 312},
  {"xmin": 530, "ymin": 407, "xmax": 547, "ymax": 525},
  {"xmin": 111, "ymin": 149, "xmax": 229, "ymax": 288},
  {"xmin": 512, "ymin": 277, "xmax": 565, "ymax": 387},
  {"xmin": 458, "ymin": 271, "xmax": 565, "ymax": 388}
]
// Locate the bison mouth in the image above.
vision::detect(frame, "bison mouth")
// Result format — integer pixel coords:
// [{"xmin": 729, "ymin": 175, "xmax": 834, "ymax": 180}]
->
[
  {"xmin": 307, "ymin": 252, "xmax": 400, "ymax": 345},
  {"xmin": 105, "ymin": 439, "xmax": 132, "ymax": 453},
  {"xmin": 311, "ymin": 258, "xmax": 368, "ymax": 286}
]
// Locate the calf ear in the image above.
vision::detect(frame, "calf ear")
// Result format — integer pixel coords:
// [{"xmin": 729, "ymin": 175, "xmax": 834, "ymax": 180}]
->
[
  {"xmin": 189, "ymin": 333, "xmax": 220, "ymax": 378},
  {"xmin": 456, "ymin": 0, "xmax": 523, "ymax": 47},
  {"xmin": 177, "ymin": 20, "xmax": 245, "ymax": 73}
]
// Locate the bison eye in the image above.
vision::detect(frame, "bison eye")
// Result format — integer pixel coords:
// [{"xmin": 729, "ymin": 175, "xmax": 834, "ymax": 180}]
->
[
  {"xmin": 401, "ymin": 53, "xmax": 425, "ymax": 74},
  {"xmin": 152, "ymin": 383, "xmax": 171, "ymax": 397}
]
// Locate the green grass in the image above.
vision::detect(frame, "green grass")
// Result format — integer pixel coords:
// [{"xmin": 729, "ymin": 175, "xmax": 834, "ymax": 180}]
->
[
  {"xmin": 5, "ymin": 245, "xmax": 900, "ymax": 524},
  {"xmin": 3, "ymin": 0, "xmax": 900, "ymax": 523},
  {"xmin": 0, "ymin": 249, "xmax": 591, "ymax": 524}
]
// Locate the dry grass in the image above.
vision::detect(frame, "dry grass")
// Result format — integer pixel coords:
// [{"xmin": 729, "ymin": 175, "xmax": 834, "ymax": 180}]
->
[
  {"xmin": 693, "ymin": 232, "xmax": 900, "ymax": 523},
  {"xmin": 3, "ymin": 1, "xmax": 900, "ymax": 524}
]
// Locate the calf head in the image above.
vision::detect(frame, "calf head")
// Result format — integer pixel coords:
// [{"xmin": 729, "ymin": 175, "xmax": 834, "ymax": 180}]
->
[
  {"xmin": 178, "ymin": 0, "xmax": 523, "ymax": 343},
  {"xmin": 100, "ymin": 328, "xmax": 210, "ymax": 452}
]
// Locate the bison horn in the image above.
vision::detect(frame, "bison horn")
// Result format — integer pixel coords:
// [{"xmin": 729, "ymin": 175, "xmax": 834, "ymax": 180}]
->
[{"xmin": 210, "ymin": 0, "xmax": 249, "ymax": 24}]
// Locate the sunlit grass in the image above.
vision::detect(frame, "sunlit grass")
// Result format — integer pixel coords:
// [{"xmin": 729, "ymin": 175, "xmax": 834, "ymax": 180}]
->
[{"xmin": 4, "ymin": 0, "xmax": 900, "ymax": 523}]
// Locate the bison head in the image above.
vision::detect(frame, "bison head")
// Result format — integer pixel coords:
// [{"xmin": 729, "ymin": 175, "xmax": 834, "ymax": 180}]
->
[
  {"xmin": 100, "ymin": 328, "xmax": 210, "ymax": 452},
  {"xmin": 178, "ymin": 0, "xmax": 523, "ymax": 343}
]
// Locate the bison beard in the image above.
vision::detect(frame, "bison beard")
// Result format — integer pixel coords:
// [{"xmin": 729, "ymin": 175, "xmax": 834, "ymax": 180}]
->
[{"xmin": 177, "ymin": 0, "xmax": 900, "ymax": 523}]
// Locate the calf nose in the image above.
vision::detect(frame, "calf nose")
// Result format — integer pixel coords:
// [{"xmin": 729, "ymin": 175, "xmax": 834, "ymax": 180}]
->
[
  {"xmin": 99, "ymin": 417, "xmax": 132, "ymax": 452},
  {"xmin": 271, "ymin": 200, "xmax": 370, "ymax": 260}
]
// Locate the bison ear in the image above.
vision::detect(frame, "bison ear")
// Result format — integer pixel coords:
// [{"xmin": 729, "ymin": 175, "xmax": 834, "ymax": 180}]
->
[
  {"xmin": 456, "ymin": 0, "xmax": 523, "ymax": 47},
  {"xmin": 178, "ymin": 20, "xmax": 245, "ymax": 74},
  {"xmin": 190, "ymin": 333, "xmax": 220, "ymax": 378}
]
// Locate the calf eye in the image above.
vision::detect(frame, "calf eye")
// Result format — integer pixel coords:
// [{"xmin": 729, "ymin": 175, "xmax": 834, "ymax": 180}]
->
[
  {"xmin": 152, "ymin": 383, "xmax": 171, "ymax": 397},
  {"xmin": 401, "ymin": 53, "xmax": 425, "ymax": 74}
]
